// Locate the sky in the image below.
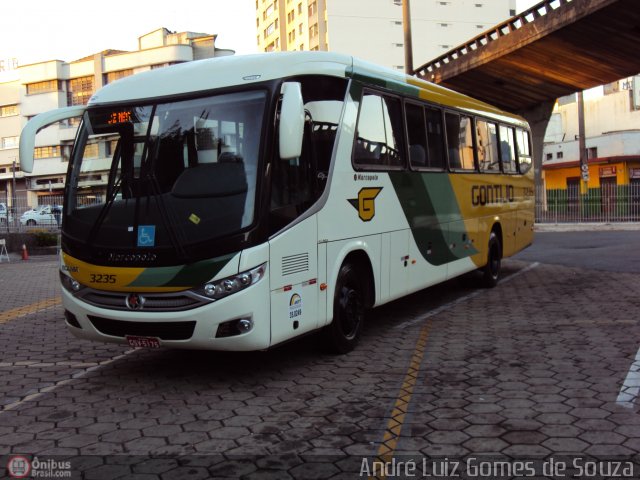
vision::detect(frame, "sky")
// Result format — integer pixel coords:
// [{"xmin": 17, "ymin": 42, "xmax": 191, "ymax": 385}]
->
[
  {"xmin": 1, "ymin": 0, "xmax": 539, "ymax": 75},
  {"xmin": 1, "ymin": 0, "xmax": 257, "ymax": 66}
]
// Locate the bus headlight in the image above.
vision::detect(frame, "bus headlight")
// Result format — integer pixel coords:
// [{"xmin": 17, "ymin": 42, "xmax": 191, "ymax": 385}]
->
[
  {"xmin": 200, "ymin": 263, "xmax": 266, "ymax": 301},
  {"xmin": 60, "ymin": 271, "xmax": 85, "ymax": 293}
]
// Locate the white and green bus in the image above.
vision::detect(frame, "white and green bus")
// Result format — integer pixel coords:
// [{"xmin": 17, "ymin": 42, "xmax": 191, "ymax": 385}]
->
[{"xmin": 20, "ymin": 52, "xmax": 534, "ymax": 353}]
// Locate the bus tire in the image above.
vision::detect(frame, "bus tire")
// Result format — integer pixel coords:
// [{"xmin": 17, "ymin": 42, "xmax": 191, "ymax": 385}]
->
[
  {"xmin": 324, "ymin": 262, "xmax": 364, "ymax": 354},
  {"xmin": 481, "ymin": 231, "xmax": 501, "ymax": 288}
]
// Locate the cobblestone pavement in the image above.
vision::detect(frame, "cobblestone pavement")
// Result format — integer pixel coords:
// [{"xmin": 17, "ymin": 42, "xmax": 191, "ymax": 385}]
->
[{"xmin": 0, "ymin": 252, "xmax": 639, "ymax": 479}]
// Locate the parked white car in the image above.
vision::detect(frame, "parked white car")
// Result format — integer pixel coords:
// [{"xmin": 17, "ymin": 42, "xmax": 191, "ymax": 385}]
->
[
  {"xmin": 20, "ymin": 205, "xmax": 63, "ymax": 227},
  {"xmin": 0, "ymin": 203, "xmax": 14, "ymax": 224}
]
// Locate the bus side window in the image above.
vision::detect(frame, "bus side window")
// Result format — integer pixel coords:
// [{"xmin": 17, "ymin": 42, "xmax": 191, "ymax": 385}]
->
[
  {"xmin": 445, "ymin": 112, "xmax": 475, "ymax": 171},
  {"xmin": 476, "ymin": 120, "xmax": 500, "ymax": 172},
  {"xmin": 516, "ymin": 128, "xmax": 533, "ymax": 174},
  {"xmin": 499, "ymin": 125, "xmax": 517, "ymax": 173},
  {"xmin": 405, "ymin": 102, "xmax": 427, "ymax": 168},
  {"xmin": 425, "ymin": 107, "xmax": 446, "ymax": 169},
  {"xmin": 353, "ymin": 92, "xmax": 405, "ymax": 169}
]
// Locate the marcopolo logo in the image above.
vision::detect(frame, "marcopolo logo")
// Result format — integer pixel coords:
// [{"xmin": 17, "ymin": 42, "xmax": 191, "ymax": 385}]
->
[
  {"xmin": 348, "ymin": 187, "xmax": 383, "ymax": 222},
  {"xmin": 7, "ymin": 456, "xmax": 71, "ymax": 478}
]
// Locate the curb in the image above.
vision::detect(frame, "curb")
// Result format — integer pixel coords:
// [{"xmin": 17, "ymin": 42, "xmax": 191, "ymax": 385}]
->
[{"xmin": 535, "ymin": 223, "xmax": 640, "ymax": 232}]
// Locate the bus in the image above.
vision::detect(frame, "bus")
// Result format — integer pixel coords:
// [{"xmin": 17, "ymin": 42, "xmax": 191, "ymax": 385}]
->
[{"xmin": 20, "ymin": 52, "xmax": 534, "ymax": 353}]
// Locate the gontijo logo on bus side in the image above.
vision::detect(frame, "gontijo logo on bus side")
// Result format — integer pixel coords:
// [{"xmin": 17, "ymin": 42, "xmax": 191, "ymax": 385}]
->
[{"xmin": 348, "ymin": 187, "xmax": 383, "ymax": 221}]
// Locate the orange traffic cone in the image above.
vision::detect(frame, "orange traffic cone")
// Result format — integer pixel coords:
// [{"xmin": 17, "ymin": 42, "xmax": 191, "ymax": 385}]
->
[{"xmin": 21, "ymin": 244, "xmax": 29, "ymax": 261}]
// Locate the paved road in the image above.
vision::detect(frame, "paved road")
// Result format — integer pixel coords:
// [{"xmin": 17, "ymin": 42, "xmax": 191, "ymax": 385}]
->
[
  {"xmin": 0, "ymin": 236, "xmax": 639, "ymax": 479},
  {"xmin": 515, "ymin": 230, "xmax": 640, "ymax": 273}
]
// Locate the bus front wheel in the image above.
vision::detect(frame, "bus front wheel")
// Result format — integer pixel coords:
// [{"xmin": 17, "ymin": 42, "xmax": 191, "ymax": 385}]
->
[
  {"xmin": 481, "ymin": 231, "xmax": 502, "ymax": 288},
  {"xmin": 324, "ymin": 262, "xmax": 364, "ymax": 354}
]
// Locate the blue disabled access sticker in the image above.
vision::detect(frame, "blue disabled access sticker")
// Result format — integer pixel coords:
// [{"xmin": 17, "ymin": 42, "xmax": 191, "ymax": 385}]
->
[{"xmin": 137, "ymin": 225, "xmax": 156, "ymax": 247}]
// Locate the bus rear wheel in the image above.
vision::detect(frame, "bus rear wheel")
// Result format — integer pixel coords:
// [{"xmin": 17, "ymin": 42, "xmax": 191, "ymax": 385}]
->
[
  {"xmin": 324, "ymin": 262, "xmax": 364, "ymax": 354},
  {"xmin": 481, "ymin": 231, "xmax": 502, "ymax": 288}
]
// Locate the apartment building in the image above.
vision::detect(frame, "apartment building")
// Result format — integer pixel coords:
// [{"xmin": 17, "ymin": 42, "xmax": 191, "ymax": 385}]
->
[
  {"xmin": 542, "ymin": 77, "xmax": 640, "ymax": 193},
  {"xmin": 0, "ymin": 28, "xmax": 233, "ymax": 210},
  {"xmin": 256, "ymin": 0, "xmax": 516, "ymax": 70}
]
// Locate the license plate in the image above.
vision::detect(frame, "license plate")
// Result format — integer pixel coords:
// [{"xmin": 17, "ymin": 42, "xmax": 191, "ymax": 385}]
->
[{"xmin": 126, "ymin": 335, "xmax": 161, "ymax": 349}]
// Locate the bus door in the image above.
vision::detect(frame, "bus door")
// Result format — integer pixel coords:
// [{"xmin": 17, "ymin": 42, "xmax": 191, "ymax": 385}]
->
[{"xmin": 268, "ymin": 129, "xmax": 323, "ymax": 345}]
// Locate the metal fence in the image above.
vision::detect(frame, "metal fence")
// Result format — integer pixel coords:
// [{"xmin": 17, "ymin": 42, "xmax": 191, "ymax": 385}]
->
[
  {"xmin": 536, "ymin": 184, "xmax": 640, "ymax": 224},
  {"xmin": 3, "ymin": 185, "xmax": 640, "ymax": 231},
  {"xmin": 1, "ymin": 194, "xmax": 64, "ymax": 233}
]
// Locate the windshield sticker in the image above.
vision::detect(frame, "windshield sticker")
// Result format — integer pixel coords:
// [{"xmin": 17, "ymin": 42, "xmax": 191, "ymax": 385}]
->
[
  {"xmin": 137, "ymin": 225, "xmax": 156, "ymax": 247},
  {"xmin": 289, "ymin": 293, "xmax": 302, "ymax": 319},
  {"xmin": 189, "ymin": 214, "xmax": 201, "ymax": 225}
]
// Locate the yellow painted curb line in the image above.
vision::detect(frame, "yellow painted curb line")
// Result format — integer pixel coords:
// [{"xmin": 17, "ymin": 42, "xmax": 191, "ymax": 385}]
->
[
  {"xmin": 370, "ymin": 325, "xmax": 430, "ymax": 480},
  {"xmin": 0, "ymin": 297, "xmax": 62, "ymax": 324}
]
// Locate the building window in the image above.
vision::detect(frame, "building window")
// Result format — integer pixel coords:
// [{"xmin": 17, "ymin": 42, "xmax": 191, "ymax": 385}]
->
[
  {"xmin": 439, "ymin": 23, "xmax": 449, "ymax": 27},
  {"xmin": 587, "ymin": 147, "xmax": 598, "ymax": 159},
  {"xmin": 83, "ymin": 143, "xmax": 99, "ymax": 158},
  {"xmin": 105, "ymin": 69, "xmax": 133, "ymax": 85},
  {"xmin": 309, "ymin": 23, "xmax": 319, "ymax": 38},
  {"xmin": 1, "ymin": 136, "xmax": 19, "ymax": 149},
  {"xmin": 288, "ymin": 30, "xmax": 296, "ymax": 43},
  {"xmin": 34, "ymin": 146, "xmax": 62, "ymax": 159},
  {"xmin": 299, "ymin": 23, "xmax": 303, "ymax": 34},
  {"xmin": 298, "ymin": 3, "xmax": 302, "ymax": 14},
  {"xmin": 393, "ymin": 0, "xmax": 401, "ymax": 5},
  {"xmin": 477, "ymin": 25, "xmax": 484, "ymax": 29},
  {"xmin": 394, "ymin": 43, "xmax": 404, "ymax": 47},
  {"xmin": 287, "ymin": 10, "xmax": 295, "ymax": 22},
  {"xmin": 0, "ymin": 104, "xmax": 18, "ymax": 117},
  {"xmin": 557, "ymin": 151, "xmax": 563, "ymax": 159},
  {"xmin": 26, "ymin": 80, "xmax": 61, "ymax": 95},
  {"xmin": 308, "ymin": 1, "xmax": 317, "ymax": 16},
  {"xmin": 68, "ymin": 76, "xmax": 94, "ymax": 106},
  {"xmin": 265, "ymin": 3, "xmax": 274, "ymax": 18},
  {"xmin": 546, "ymin": 153, "xmax": 553, "ymax": 161},
  {"xmin": 475, "ymin": 3, "xmax": 483, "ymax": 6},
  {"xmin": 265, "ymin": 22, "xmax": 276, "ymax": 38},
  {"xmin": 439, "ymin": 1, "xmax": 451, "ymax": 4}
]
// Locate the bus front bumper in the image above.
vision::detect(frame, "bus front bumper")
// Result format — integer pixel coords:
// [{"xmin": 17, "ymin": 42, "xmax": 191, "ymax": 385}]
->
[{"xmin": 61, "ymin": 280, "xmax": 272, "ymax": 351}]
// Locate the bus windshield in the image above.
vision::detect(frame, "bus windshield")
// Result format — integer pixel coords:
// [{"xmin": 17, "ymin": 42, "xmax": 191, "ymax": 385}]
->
[{"xmin": 65, "ymin": 90, "xmax": 267, "ymax": 260}]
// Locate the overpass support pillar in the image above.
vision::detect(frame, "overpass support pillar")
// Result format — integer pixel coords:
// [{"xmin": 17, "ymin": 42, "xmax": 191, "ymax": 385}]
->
[{"xmin": 519, "ymin": 100, "xmax": 555, "ymax": 190}]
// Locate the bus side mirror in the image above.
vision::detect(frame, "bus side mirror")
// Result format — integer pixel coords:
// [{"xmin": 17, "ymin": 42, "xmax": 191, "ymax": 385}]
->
[
  {"xmin": 278, "ymin": 82, "xmax": 304, "ymax": 160},
  {"xmin": 19, "ymin": 106, "xmax": 86, "ymax": 173}
]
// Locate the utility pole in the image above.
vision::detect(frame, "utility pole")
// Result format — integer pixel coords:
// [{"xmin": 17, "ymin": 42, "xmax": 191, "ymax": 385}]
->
[
  {"xmin": 403, "ymin": 0, "xmax": 414, "ymax": 75},
  {"xmin": 11, "ymin": 159, "xmax": 17, "ymax": 222},
  {"xmin": 577, "ymin": 91, "xmax": 588, "ymax": 185}
]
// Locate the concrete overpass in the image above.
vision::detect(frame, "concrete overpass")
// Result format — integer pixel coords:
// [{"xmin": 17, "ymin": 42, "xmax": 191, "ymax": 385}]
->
[{"xmin": 413, "ymin": 0, "xmax": 640, "ymax": 185}]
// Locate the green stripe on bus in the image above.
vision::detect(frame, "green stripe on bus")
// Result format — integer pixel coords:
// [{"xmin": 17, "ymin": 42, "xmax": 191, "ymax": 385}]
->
[
  {"xmin": 128, "ymin": 253, "xmax": 235, "ymax": 288},
  {"xmin": 389, "ymin": 172, "xmax": 477, "ymax": 265}
]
